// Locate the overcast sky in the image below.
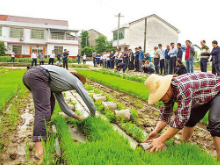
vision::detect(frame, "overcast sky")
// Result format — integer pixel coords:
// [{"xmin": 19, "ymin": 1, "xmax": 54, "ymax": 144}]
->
[{"xmin": 0, "ymin": 0, "xmax": 219, "ymax": 48}]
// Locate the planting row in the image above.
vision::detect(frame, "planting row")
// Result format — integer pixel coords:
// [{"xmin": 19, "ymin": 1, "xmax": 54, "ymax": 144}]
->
[{"xmin": 49, "ymin": 90, "xmax": 217, "ymax": 165}]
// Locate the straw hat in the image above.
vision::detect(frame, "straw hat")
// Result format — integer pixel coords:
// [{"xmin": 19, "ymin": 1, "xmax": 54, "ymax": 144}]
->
[
  {"xmin": 70, "ymin": 70, "xmax": 86, "ymax": 85},
  {"xmin": 144, "ymin": 74, "xmax": 173, "ymax": 105}
]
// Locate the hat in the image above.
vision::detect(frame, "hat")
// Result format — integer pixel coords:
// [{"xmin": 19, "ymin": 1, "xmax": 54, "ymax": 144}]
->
[
  {"xmin": 144, "ymin": 74, "xmax": 173, "ymax": 105},
  {"xmin": 70, "ymin": 70, "xmax": 86, "ymax": 85}
]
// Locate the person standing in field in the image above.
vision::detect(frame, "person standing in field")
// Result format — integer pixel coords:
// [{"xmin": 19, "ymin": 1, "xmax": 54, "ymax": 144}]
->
[
  {"xmin": 144, "ymin": 73, "xmax": 220, "ymax": 161},
  {"xmin": 123, "ymin": 51, "xmax": 129, "ymax": 68},
  {"xmin": 10, "ymin": 52, "xmax": 15, "ymax": 63},
  {"xmin": 158, "ymin": 44, "xmax": 165, "ymax": 75},
  {"xmin": 200, "ymin": 40, "xmax": 210, "ymax": 72},
  {"xmin": 134, "ymin": 47, "xmax": 140, "ymax": 72},
  {"xmin": 210, "ymin": 40, "xmax": 220, "ymax": 76},
  {"xmin": 49, "ymin": 50, "xmax": 55, "ymax": 65},
  {"xmin": 63, "ymin": 49, "xmax": 69, "ymax": 70},
  {"xmin": 177, "ymin": 43, "xmax": 183, "ymax": 61},
  {"xmin": 185, "ymin": 40, "xmax": 195, "ymax": 73},
  {"xmin": 83, "ymin": 54, "xmax": 87, "ymax": 64},
  {"xmin": 153, "ymin": 46, "xmax": 160, "ymax": 74},
  {"xmin": 96, "ymin": 53, "xmax": 101, "ymax": 66},
  {"xmin": 128, "ymin": 49, "xmax": 134, "ymax": 70},
  {"xmin": 31, "ymin": 50, "xmax": 38, "ymax": 66},
  {"xmin": 168, "ymin": 43, "xmax": 178, "ymax": 74},
  {"xmin": 77, "ymin": 54, "xmax": 81, "ymax": 64},
  {"xmin": 164, "ymin": 45, "xmax": 171, "ymax": 75},
  {"xmin": 138, "ymin": 46, "xmax": 144, "ymax": 72},
  {"xmin": 23, "ymin": 65, "xmax": 96, "ymax": 161},
  {"xmin": 38, "ymin": 51, "xmax": 45, "ymax": 65},
  {"xmin": 93, "ymin": 54, "xmax": 97, "ymax": 67},
  {"xmin": 109, "ymin": 51, "xmax": 115, "ymax": 69}
]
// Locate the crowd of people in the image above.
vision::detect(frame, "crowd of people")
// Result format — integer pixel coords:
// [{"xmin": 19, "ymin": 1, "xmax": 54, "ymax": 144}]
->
[
  {"xmin": 88, "ymin": 40, "xmax": 220, "ymax": 76},
  {"xmin": 30, "ymin": 49, "xmax": 69, "ymax": 69}
]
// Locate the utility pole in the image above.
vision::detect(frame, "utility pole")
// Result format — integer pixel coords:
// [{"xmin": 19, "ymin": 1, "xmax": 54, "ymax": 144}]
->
[
  {"xmin": 144, "ymin": 17, "xmax": 147, "ymax": 53},
  {"xmin": 115, "ymin": 13, "xmax": 124, "ymax": 49}
]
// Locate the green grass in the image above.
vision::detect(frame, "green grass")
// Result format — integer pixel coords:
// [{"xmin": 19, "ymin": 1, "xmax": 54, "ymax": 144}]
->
[
  {"xmin": 0, "ymin": 69, "xmax": 26, "ymax": 112},
  {"xmin": 52, "ymin": 114, "xmax": 217, "ymax": 165}
]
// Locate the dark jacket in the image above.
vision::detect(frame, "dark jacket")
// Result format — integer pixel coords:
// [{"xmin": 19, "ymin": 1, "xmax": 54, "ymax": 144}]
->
[
  {"xmin": 211, "ymin": 46, "xmax": 220, "ymax": 64},
  {"xmin": 165, "ymin": 49, "xmax": 170, "ymax": 59},
  {"xmin": 135, "ymin": 51, "xmax": 139, "ymax": 61},
  {"xmin": 177, "ymin": 48, "xmax": 183, "ymax": 60},
  {"xmin": 129, "ymin": 52, "xmax": 134, "ymax": 62},
  {"xmin": 175, "ymin": 64, "xmax": 187, "ymax": 75}
]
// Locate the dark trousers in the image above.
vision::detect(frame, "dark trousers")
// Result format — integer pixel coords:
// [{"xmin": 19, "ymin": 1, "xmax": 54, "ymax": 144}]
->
[
  {"xmin": 170, "ymin": 56, "xmax": 176, "ymax": 74},
  {"xmin": 23, "ymin": 68, "xmax": 55, "ymax": 142},
  {"xmin": 200, "ymin": 58, "xmax": 208, "ymax": 72},
  {"xmin": 185, "ymin": 92, "xmax": 220, "ymax": 137},
  {"xmin": 143, "ymin": 67, "xmax": 154, "ymax": 73},
  {"xmin": 40, "ymin": 61, "xmax": 44, "ymax": 65},
  {"xmin": 118, "ymin": 64, "xmax": 127, "ymax": 73},
  {"xmin": 10, "ymin": 57, "xmax": 15, "ymax": 63},
  {"xmin": 110, "ymin": 60, "xmax": 114, "ymax": 69},
  {"xmin": 107, "ymin": 60, "xmax": 110, "ymax": 68},
  {"xmin": 93, "ymin": 60, "xmax": 96, "ymax": 67},
  {"xmin": 154, "ymin": 58, "xmax": 160, "ymax": 74},
  {"xmin": 77, "ymin": 58, "xmax": 80, "ymax": 64},
  {"xmin": 83, "ymin": 60, "xmax": 86, "ymax": 64},
  {"xmin": 63, "ymin": 58, "xmax": 68, "ymax": 69},
  {"xmin": 160, "ymin": 59, "xmax": 165, "ymax": 75},
  {"xmin": 129, "ymin": 60, "xmax": 134, "ymax": 70},
  {"xmin": 31, "ymin": 58, "xmax": 37, "ymax": 66},
  {"xmin": 212, "ymin": 61, "xmax": 220, "ymax": 76},
  {"xmin": 135, "ymin": 60, "xmax": 139, "ymax": 71},
  {"xmin": 49, "ymin": 58, "xmax": 54, "ymax": 65}
]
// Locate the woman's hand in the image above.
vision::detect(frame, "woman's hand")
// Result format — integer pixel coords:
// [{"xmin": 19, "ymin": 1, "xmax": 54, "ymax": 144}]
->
[
  {"xmin": 73, "ymin": 114, "xmax": 84, "ymax": 121},
  {"xmin": 144, "ymin": 130, "xmax": 159, "ymax": 143}
]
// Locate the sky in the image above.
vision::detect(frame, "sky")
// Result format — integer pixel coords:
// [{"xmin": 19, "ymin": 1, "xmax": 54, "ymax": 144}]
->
[{"xmin": 0, "ymin": 0, "xmax": 220, "ymax": 48}]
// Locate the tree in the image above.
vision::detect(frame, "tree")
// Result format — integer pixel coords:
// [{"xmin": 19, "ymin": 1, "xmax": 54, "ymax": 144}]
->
[
  {"xmin": 95, "ymin": 35, "xmax": 108, "ymax": 53},
  {"xmin": 81, "ymin": 46, "xmax": 95, "ymax": 57},
  {"xmin": 80, "ymin": 31, "xmax": 90, "ymax": 48},
  {"xmin": 0, "ymin": 41, "xmax": 6, "ymax": 56},
  {"xmin": 106, "ymin": 41, "xmax": 116, "ymax": 52}
]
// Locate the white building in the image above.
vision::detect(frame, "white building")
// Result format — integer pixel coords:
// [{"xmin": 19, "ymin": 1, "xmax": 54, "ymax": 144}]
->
[
  {"xmin": 112, "ymin": 14, "xmax": 180, "ymax": 55},
  {"xmin": 0, "ymin": 14, "xmax": 79, "ymax": 58}
]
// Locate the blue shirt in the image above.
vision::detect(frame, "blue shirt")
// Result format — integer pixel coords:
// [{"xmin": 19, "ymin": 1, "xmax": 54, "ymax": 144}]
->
[
  {"xmin": 165, "ymin": 49, "xmax": 170, "ymax": 59},
  {"xmin": 139, "ymin": 50, "xmax": 144, "ymax": 60},
  {"xmin": 96, "ymin": 55, "xmax": 101, "ymax": 61},
  {"xmin": 169, "ymin": 47, "xmax": 178, "ymax": 57}
]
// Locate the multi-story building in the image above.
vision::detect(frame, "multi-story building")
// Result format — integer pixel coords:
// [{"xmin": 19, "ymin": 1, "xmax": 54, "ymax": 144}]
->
[
  {"xmin": 78, "ymin": 29, "xmax": 105, "ymax": 54},
  {"xmin": 112, "ymin": 14, "xmax": 180, "ymax": 55},
  {"xmin": 0, "ymin": 14, "xmax": 79, "ymax": 58}
]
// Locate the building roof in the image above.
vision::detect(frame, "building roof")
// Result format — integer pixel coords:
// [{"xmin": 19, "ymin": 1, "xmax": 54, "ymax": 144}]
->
[
  {"xmin": 88, "ymin": 29, "xmax": 104, "ymax": 36},
  {"xmin": 130, "ymin": 14, "xmax": 180, "ymax": 33},
  {"xmin": 0, "ymin": 14, "xmax": 68, "ymax": 26}
]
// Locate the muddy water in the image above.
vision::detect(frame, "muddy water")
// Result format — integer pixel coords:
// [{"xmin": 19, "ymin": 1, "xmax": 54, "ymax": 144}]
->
[{"xmin": 0, "ymin": 99, "xmax": 35, "ymax": 165}]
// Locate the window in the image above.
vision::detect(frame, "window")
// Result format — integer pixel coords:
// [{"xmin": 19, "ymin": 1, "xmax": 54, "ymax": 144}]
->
[
  {"xmin": 10, "ymin": 27, "xmax": 23, "ymax": 38},
  {"xmin": 119, "ymin": 30, "xmax": 124, "ymax": 39},
  {"xmin": 12, "ymin": 45, "xmax": 22, "ymax": 54},
  {"xmin": 0, "ymin": 27, "xmax": 2, "ymax": 36},
  {"xmin": 113, "ymin": 29, "xmax": 124, "ymax": 40},
  {"xmin": 54, "ymin": 46, "xmax": 63, "ymax": 55},
  {"xmin": 51, "ymin": 32, "xmax": 65, "ymax": 40},
  {"xmin": 31, "ymin": 29, "xmax": 44, "ymax": 39},
  {"xmin": 113, "ymin": 32, "xmax": 117, "ymax": 41}
]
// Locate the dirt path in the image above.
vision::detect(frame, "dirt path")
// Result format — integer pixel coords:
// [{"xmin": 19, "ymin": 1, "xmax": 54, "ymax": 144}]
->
[
  {"xmin": 0, "ymin": 93, "xmax": 35, "ymax": 165},
  {"xmin": 87, "ymin": 79, "xmax": 216, "ymax": 157}
]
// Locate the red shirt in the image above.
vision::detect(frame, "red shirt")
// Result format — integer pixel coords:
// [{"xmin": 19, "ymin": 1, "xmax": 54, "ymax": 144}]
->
[{"xmin": 185, "ymin": 46, "xmax": 190, "ymax": 60}]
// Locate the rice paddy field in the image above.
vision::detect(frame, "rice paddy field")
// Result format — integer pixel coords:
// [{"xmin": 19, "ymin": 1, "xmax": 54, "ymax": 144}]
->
[{"xmin": 0, "ymin": 67, "xmax": 218, "ymax": 165}]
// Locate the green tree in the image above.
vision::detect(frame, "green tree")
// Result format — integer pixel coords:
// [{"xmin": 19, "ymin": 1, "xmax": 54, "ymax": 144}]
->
[
  {"xmin": 0, "ymin": 41, "xmax": 6, "ymax": 56},
  {"xmin": 80, "ymin": 31, "xmax": 90, "ymax": 48},
  {"xmin": 81, "ymin": 46, "xmax": 95, "ymax": 57},
  {"xmin": 95, "ymin": 35, "xmax": 108, "ymax": 53},
  {"xmin": 106, "ymin": 41, "xmax": 116, "ymax": 52}
]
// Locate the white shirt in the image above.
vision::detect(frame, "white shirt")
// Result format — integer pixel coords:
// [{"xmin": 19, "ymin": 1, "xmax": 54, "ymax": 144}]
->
[
  {"xmin": 83, "ymin": 55, "xmax": 87, "ymax": 60},
  {"xmin": 159, "ymin": 49, "xmax": 165, "ymax": 60},
  {"xmin": 118, "ymin": 52, "xmax": 123, "ymax": 60},
  {"xmin": 50, "ymin": 53, "xmax": 55, "ymax": 58},
  {"xmin": 106, "ymin": 54, "xmax": 110, "ymax": 60},
  {"xmin": 11, "ymin": 53, "xmax": 15, "ymax": 57}
]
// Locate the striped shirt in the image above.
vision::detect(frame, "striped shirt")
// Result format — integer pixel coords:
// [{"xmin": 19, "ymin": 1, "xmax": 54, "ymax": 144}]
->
[{"xmin": 159, "ymin": 73, "xmax": 220, "ymax": 129}]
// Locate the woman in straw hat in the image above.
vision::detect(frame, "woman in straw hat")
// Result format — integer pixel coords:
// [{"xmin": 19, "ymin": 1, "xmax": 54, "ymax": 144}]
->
[
  {"xmin": 144, "ymin": 72, "xmax": 220, "ymax": 161},
  {"xmin": 23, "ymin": 65, "xmax": 96, "ymax": 161}
]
